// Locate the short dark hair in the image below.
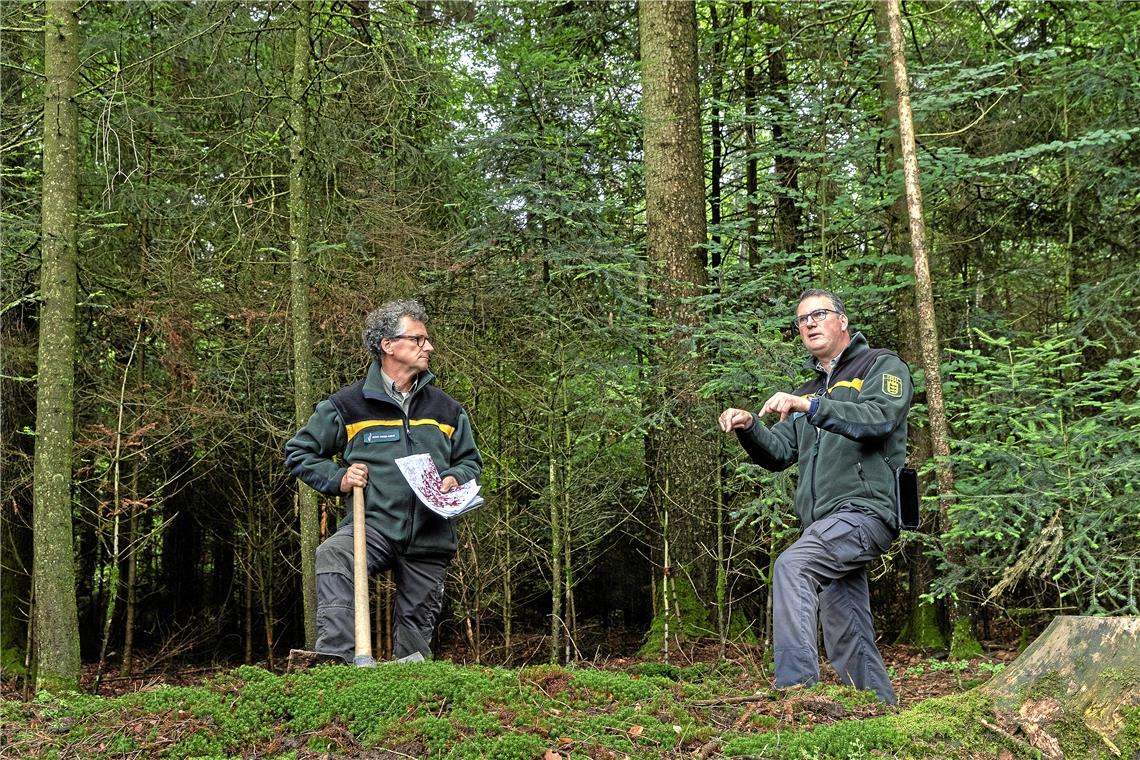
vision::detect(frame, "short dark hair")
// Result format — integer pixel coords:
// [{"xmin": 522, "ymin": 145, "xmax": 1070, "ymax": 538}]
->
[
  {"xmin": 798, "ymin": 288, "xmax": 846, "ymax": 316},
  {"xmin": 362, "ymin": 299, "xmax": 428, "ymax": 357}
]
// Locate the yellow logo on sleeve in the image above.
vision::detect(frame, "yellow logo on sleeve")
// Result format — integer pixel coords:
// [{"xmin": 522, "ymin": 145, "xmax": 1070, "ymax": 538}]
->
[{"xmin": 882, "ymin": 374, "xmax": 902, "ymax": 397}]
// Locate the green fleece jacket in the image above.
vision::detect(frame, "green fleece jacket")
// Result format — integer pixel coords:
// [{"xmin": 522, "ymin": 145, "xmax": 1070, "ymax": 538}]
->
[
  {"xmin": 284, "ymin": 362, "xmax": 482, "ymax": 557},
  {"xmin": 736, "ymin": 332, "xmax": 912, "ymax": 531}
]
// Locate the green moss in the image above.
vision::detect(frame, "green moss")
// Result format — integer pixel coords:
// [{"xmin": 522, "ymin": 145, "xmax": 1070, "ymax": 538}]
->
[
  {"xmin": 1026, "ymin": 670, "xmax": 1068, "ymax": 701},
  {"xmin": 723, "ymin": 714, "xmax": 911, "ymax": 758},
  {"xmin": 895, "ymin": 602, "xmax": 947, "ymax": 649},
  {"xmin": 1118, "ymin": 706, "xmax": 1139, "ymax": 757},
  {"xmin": 895, "ymin": 691, "xmax": 1005, "ymax": 756},
  {"xmin": 1, "ymin": 645, "xmax": 26, "ymax": 677},
  {"xmin": 677, "ymin": 660, "xmax": 745, "ymax": 682},
  {"xmin": 628, "ymin": 662, "xmax": 680, "ymax": 680},
  {"xmin": 949, "ymin": 617, "xmax": 983, "ymax": 660},
  {"xmin": 1099, "ymin": 666, "xmax": 1140, "ymax": 686},
  {"xmin": 7, "ymin": 656, "xmax": 1084, "ymax": 759},
  {"xmin": 637, "ymin": 573, "xmax": 717, "ymax": 657},
  {"xmin": 726, "ymin": 608, "xmax": 760, "ymax": 645}
]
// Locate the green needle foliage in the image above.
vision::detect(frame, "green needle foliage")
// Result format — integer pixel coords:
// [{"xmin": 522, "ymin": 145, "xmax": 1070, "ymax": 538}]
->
[{"xmin": 933, "ymin": 331, "xmax": 1140, "ymax": 618}]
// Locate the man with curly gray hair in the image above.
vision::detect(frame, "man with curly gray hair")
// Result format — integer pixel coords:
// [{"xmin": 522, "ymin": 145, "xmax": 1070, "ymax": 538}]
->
[{"xmin": 286, "ymin": 299, "xmax": 482, "ymax": 663}]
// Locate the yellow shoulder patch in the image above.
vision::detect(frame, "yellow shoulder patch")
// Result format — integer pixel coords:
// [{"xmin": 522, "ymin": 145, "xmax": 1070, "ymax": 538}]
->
[{"xmin": 882, "ymin": 374, "xmax": 902, "ymax": 398}]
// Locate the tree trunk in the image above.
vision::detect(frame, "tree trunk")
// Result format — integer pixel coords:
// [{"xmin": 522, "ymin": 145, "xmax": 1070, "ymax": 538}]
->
[
  {"xmin": 562, "ymin": 428, "xmax": 575, "ymax": 662},
  {"xmin": 742, "ymin": 0, "xmax": 759, "ymax": 267},
  {"xmin": 289, "ymin": 0, "xmax": 319, "ymax": 651},
  {"xmin": 766, "ymin": 7, "xmax": 803, "ymax": 262},
  {"xmin": 708, "ymin": 3, "xmax": 723, "ymax": 274},
  {"xmin": 873, "ymin": 0, "xmax": 945, "ymax": 651},
  {"xmin": 119, "ymin": 461, "xmax": 139, "ymax": 676},
  {"xmin": 32, "ymin": 0, "xmax": 82, "ymax": 693},
  {"xmin": 244, "ymin": 492, "xmax": 254, "ymax": 664},
  {"xmin": 882, "ymin": 0, "xmax": 978, "ymax": 656},
  {"xmin": 96, "ymin": 325, "xmax": 141, "ymax": 687},
  {"xmin": 498, "ymin": 383, "xmax": 513, "ymax": 661},
  {"xmin": 639, "ymin": 0, "xmax": 714, "ymax": 611},
  {"xmin": 548, "ymin": 408, "xmax": 562, "ymax": 664}
]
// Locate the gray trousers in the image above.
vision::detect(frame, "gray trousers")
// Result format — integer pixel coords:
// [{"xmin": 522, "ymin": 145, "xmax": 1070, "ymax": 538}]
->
[
  {"xmin": 314, "ymin": 522, "xmax": 449, "ymax": 663},
  {"xmin": 773, "ymin": 507, "xmax": 897, "ymax": 704}
]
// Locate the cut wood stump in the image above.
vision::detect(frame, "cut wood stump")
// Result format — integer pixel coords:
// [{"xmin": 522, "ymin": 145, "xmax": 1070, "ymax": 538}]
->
[{"xmin": 981, "ymin": 615, "xmax": 1139, "ymax": 757}]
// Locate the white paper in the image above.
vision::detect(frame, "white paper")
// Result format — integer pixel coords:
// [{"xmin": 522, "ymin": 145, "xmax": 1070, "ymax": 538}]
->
[{"xmin": 395, "ymin": 453, "xmax": 483, "ymax": 518}]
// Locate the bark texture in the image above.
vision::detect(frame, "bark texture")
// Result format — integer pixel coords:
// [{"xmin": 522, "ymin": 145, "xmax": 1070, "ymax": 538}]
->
[
  {"xmin": 639, "ymin": 0, "xmax": 715, "ymax": 602},
  {"xmin": 883, "ymin": 0, "xmax": 977, "ymax": 654},
  {"xmin": 33, "ymin": 0, "xmax": 82, "ymax": 692},
  {"xmin": 874, "ymin": 0, "xmax": 944, "ymax": 651},
  {"xmin": 289, "ymin": 0, "xmax": 319, "ymax": 649}
]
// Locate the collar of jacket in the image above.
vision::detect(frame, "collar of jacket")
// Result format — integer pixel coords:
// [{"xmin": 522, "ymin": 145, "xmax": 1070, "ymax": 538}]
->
[
  {"xmin": 801, "ymin": 331, "xmax": 870, "ymax": 374},
  {"xmin": 361, "ymin": 360, "xmax": 435, "ymax": 406}
]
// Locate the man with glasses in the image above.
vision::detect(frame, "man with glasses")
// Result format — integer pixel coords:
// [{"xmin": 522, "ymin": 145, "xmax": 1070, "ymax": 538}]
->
[
  {"xmin": 286, "ymin": 299, "xmax": 482, "ymax": 663},
  {"xmin": 718, "ymin": 288, "xmax": 912, "ymax": 704}
]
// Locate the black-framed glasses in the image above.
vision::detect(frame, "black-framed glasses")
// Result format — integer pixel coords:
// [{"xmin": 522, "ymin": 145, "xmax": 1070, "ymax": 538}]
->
[
  {"xmin": 389, "ymin": 334, "xmax": 431, "ymax": 347},
  {"xmin": 792, "ymin": 308, "xmax": 842, "ymax": 330}
]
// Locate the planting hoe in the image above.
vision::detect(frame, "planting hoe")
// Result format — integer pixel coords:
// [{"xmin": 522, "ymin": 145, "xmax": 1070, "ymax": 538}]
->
[
  {"xmin": 351, "ymin": 485, "xmax": 376, "ymax": 667},
  {"xmin": 287, "ymin": 483, "xmax": 425, "ymax": 671}
]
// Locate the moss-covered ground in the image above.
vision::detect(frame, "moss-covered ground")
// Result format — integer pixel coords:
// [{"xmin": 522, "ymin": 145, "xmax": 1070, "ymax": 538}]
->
[{"xmin": 4, "ymin": 652, "xmax": 1132, "ymax": 760}]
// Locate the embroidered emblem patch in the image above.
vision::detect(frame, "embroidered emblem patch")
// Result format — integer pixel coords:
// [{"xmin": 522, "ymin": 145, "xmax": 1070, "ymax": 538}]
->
[
  {"xmin": 882, "ymin": 374, "xmax": 902, "ymax": 398},
  {"xmin": 363, "ymin": 429, "xmax": 400, "ymax": 443}
]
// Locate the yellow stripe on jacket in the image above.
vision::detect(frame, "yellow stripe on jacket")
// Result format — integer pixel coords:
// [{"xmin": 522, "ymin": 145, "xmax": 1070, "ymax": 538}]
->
[
  {"xmin": 345, "ymin": 418, "xmax": 456, "ymax": 442},
  {"xmin": 829, "ymin": 378, "xmax": 864, "ymax": 394}
]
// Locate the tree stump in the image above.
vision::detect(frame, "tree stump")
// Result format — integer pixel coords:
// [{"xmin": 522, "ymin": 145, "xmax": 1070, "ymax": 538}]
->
[{"xmin": 981, "ymin": 615, "xmax": 1139, "ymax": 758}]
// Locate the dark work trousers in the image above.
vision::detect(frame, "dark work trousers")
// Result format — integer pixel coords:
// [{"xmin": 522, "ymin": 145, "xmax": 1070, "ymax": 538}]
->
[
  {"xmin": 772, "ymin": 507, "xmax": 897, "ymax": 704},
  {"xmin": 314, "ymin": 521, "xmax": 449, "ymax": 663}
]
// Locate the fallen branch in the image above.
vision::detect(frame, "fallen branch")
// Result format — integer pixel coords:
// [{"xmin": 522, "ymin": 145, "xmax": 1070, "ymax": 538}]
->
[{"xmin": 691, "ymin": 693, "xmax": 770, "ymax": 706}]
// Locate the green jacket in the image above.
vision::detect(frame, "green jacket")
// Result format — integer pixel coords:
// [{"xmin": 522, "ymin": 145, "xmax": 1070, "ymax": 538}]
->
[
  {"xmin": 285, "ymin": 361, "xmax": 482, "ymax": 557},
  {"xmin": 736, "ymin": 332, "xmax": 912, "ymax": 531}
]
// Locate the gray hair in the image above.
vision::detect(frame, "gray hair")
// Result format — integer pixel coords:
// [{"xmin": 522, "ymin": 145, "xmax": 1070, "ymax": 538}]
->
[
  {"xmin": 362, "ymin": 299, "xmax": 429, "ymax": 357},
  {"xmin": 798, "ymin": 288, "xmax": 846, "ymax": 316}
]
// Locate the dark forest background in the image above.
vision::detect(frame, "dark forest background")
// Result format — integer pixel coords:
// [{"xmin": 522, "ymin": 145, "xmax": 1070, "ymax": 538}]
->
[{"xmin": 2, "ymin": 0, "xmax": 1138, "ymax": 689}]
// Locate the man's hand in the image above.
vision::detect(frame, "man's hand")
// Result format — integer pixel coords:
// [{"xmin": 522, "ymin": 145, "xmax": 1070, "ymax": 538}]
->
[
  {"xmin": 758, "ymin": 392, "xmax": 810, "ymax": 422},
  {"xmin": 718, "ymin": 408, "xmax": 755, "ymax": 433},
  {"xmin": 340, "ymin": 462, "xmax": 369, "ymax": 493},
  {"xmin": 440, "ymin": 475, "xmax": 459, "ymax": 493}
]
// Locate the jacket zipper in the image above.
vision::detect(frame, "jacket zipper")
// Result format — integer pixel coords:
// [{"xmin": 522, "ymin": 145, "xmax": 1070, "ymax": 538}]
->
[
  {"xmin": 402, "ymin": 401, "xmax": 414, "ymax": 552},
  {"xmin": 809, "ymin": 372, "xmax": 831, "ymax": 519},
  {"xmin": 810, "ymin": 432, "xmax": 821, "ymax": 513}
]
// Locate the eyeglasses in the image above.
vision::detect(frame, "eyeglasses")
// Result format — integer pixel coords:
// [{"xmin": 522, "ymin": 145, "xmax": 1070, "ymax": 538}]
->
[
  {"xmin": 792, "ymin": 308, "xmax": 842, "ymax": 330},
  {"xmin": 389, "ymin": 334, "xmax": 431, "ymax": 347}
]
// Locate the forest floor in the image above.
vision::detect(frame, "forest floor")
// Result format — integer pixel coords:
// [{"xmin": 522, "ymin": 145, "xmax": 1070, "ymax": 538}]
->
[
  {"xmin": 1, "ymin": 636, "xmax": 1058, "ymax": 759},
  {"xmin": 2, "ymin": 641, "xmax": 1021, "ymax": 703}
]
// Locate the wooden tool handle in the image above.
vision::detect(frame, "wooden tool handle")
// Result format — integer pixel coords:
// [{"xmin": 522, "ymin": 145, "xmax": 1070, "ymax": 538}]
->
[{"xmin": 352, "ymin": 485, "xmax": 373, "ymax": 663}]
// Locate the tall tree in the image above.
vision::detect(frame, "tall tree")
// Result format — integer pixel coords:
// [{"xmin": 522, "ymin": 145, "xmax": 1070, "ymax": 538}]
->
[
  {"xmin": 639, "ymin": 0, "xmax": 715, "ymax": 636},
  {"xmin": 288, "ymin": 0, "xmax": 319, "ymax": 651},
  {"xmin": 871, "ymin": 0, "xmax": 943, "ymax": 651},
  {"xmin": 765, "ymin": 6, "xmax": 803, "ymax": 263},
  {"xmin": 883, "ymin": 0, "xmax": 977, "ymax": 655},
  {"xmin": 32, "ymin": 0, "xmax": 81, "ymax": 692}
]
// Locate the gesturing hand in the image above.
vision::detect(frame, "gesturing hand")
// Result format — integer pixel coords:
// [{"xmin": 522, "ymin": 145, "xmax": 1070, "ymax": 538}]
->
[
  {"xmin": 758, "ymin": 392, "xmax": 809, "ymax": 422},
  {"xmin": 718, "ymin": 408, "xmax": 755, "ymax": 433}
]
